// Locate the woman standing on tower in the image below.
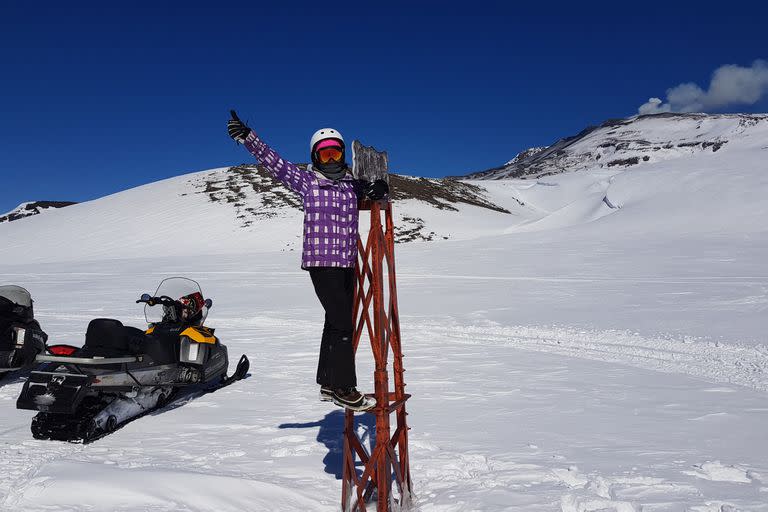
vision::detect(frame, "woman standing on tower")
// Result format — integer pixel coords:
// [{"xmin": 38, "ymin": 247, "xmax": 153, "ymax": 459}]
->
[{"xmin": 227, "ymin": 111, "xmax": 387, "ymax": 411}]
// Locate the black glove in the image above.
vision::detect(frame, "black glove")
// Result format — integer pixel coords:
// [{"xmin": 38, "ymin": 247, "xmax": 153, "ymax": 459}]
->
[
  {"xmin": 364, "ymin": 179, "xmax": 389, "ymax": 200},
  {"xmin": 227, "ymin": 110, "xmax": 252, "ymax": 144}
]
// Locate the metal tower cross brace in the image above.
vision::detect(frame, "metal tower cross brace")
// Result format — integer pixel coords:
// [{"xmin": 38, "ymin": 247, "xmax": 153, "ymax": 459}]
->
[{"xmin": 342, "ymin": 199, "xmax": 413, "ymax": 512}]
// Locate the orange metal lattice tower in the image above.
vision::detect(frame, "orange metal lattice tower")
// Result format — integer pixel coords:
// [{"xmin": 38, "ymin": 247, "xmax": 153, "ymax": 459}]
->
[{"xmin": 342, "ymin": 199, "xmax": 413, "ymax": 511}]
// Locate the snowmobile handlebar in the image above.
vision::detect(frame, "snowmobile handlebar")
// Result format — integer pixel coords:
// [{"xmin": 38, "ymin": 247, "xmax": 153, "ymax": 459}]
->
[
  {"xmin": 135, "ymin": 294, "xmax": 177, "ymax": 307},
  {"xmin": 136, "ymin": 294, "xmax": 213, "ymax": 309}
]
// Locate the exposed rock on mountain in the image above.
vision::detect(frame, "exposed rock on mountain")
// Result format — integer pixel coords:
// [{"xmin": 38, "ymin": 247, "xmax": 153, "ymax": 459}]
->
[
  {"xmin": 187, "ymin": 164, "xmax": 510, "ymax": 235},
  {"xmin": 0, "ymin": 201, "xmax": 77, "ymax": 223}
]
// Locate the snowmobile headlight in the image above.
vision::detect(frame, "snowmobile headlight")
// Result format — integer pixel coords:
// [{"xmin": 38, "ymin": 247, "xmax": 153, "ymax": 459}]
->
[
  {"xmin": 13, "ymin": 327, "xmax": 26, "ymax": 349},
  {"xmin": 179, "ymin": 337, "xmax": 207, "ymax": 365}
]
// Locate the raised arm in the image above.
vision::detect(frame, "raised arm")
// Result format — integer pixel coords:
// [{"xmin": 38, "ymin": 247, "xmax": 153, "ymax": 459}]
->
[{"xmin": 227, "ymin": 110, "xmax": 311, "ymax": 196}]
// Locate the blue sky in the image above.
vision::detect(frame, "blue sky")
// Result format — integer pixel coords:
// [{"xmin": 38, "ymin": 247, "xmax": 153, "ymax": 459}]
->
[{"xmin": 1, "ymin": 1, "xmax": 767, "ymax": 212}]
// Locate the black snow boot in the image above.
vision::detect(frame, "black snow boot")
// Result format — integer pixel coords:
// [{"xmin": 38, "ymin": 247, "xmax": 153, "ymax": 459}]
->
[
  {"xmin": 332, "ymin": 387, "xmax": 376, "ymax": 411},
  {"xmin": 319, "ymin": 386, "xmax": 334, "ymax": 402}
]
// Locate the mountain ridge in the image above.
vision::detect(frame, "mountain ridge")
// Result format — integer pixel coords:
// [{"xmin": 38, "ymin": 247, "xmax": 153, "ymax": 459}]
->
[
  {"xmin": 0, "ymin": 201, "xmax": 77, "ymax": 224},
  {"xmin": 462, "ymin": 112, "xmax": 768, "ymax": 180}
]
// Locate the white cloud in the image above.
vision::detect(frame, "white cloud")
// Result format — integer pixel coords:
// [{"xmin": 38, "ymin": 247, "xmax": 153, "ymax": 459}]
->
[
  {"xmin": 638, "ymin": 97, "xmax": 671, "ymax": 115},
  {"xmin": 638, "ymin": 60, "xmax": 768, "ymax": 114}
]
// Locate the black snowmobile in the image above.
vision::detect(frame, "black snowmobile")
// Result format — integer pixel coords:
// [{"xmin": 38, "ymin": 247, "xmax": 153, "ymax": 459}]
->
[
  {"xmin": 17, "ymin": 277, "xmax": 249, "ymax": 442},
  {"xmin": 0, "ymin": 285, "xmax": 49, "ymax": 381}
]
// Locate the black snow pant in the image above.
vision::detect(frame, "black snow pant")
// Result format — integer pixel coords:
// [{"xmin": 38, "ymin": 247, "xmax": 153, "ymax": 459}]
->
[{"xmin": 308, "ymin": 267, "xmax": 357, "ymax": 390}]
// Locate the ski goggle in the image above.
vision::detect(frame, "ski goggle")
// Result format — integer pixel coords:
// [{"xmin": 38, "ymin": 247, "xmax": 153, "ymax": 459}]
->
[{"xmin": 317, "ymin": 147, "xmax": 344, "ymax": 164}]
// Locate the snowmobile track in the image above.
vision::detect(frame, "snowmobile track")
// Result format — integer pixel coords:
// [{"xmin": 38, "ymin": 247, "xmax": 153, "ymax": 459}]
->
[{"xmin": 32, "ymin": 356, "xmax": 250, "ymax": 444}]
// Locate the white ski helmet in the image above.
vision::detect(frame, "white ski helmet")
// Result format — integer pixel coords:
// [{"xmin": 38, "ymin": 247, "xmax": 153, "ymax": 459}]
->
[{"xmin": 310, "ymin": 128, "xmax": 344, "ymax": 151}]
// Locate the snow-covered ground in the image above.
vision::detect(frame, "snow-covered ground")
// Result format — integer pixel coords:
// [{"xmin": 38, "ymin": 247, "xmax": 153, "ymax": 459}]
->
[
  {"xmin": 1, "ymin": 114, "xmax": 767, "ymax": 510},
  {"xmin": 1, "ymin": 250, "xmax": 766, "ymax": 511}
]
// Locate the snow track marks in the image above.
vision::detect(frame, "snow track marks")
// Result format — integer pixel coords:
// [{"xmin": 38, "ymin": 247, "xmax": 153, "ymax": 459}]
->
[{"xmin": 411, "ymin": 321, "xmax": 768, "ymax": 391}]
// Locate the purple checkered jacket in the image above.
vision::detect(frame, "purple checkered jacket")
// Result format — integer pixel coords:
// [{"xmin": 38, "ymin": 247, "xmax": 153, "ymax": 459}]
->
[{"xmin": 241, "ymin": 130, "xmax": 364, "ymax": 269}]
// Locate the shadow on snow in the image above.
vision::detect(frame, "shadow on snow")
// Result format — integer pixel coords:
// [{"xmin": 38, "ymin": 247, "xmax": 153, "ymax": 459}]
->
[{"xmin": 279, "ymin": 410, "xmax": 376, "ymax": 480}]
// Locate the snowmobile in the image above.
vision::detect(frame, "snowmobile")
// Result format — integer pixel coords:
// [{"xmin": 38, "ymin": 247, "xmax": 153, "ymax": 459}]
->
[
  {"xmin": 16, "ymin": 277, "xmax": 249, "ymax": 442},
  {"xmin": 0, "ymin": 285, "xmax": 49, "ymax": 381}
]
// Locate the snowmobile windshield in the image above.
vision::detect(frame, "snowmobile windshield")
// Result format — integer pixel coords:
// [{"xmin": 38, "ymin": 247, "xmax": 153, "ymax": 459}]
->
[
  {"xmin": 0, "ymin": 286, "xmax": 33, "ymax": 309},
  {"xmin": 0, "ymin": 285, "xmax": 34, "ymax": 321},
  {"xmin": 144, "ymin": 277, "xmax": 209, "ymax": 325}
]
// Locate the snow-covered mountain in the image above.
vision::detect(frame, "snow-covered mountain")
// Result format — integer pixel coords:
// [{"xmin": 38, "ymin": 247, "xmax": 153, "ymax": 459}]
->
[
  {"xmin": 197, "ymin": 164, "xmax": 511, "ymax": 242},
  {"xmin": 465, "ymin": 113, "xmax": 768, "ymax": 179},
  {"xmin": 0, "ymin": 165, "xmax": 523, "ymax": 264},
  {"xmin": 1, "ymin": 114, "xmax": 767, "ymax": 511},
  {"xmin": 0, "ymin": 201, "xmax": 77, "ymax": 224},
  {"xmin": 2, "ymin": 112, "xmax": 767, "ymax": 264}
]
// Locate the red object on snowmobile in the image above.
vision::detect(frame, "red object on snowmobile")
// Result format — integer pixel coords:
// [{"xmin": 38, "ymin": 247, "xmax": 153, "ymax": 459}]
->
[{"xmin": 47, "ymin": 344, "xmax": 78, "ymax": 356}]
